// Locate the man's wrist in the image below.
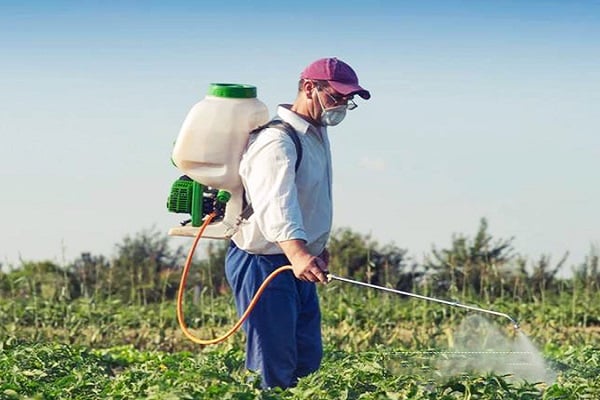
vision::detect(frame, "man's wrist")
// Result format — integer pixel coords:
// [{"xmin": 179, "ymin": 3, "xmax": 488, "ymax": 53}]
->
[{"xmin": 278, "ymin": 239, "xmax": 311, "ymax": 262}]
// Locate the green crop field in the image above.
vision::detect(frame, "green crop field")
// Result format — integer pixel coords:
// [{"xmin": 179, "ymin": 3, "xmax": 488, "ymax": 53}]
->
[
  {"xmin": 1, "ymin": 284, "xmax": 599, "ymax": 399},
  {"xmin": 1, "ymin": 225, "xmax": 599, "ymax": 399}
]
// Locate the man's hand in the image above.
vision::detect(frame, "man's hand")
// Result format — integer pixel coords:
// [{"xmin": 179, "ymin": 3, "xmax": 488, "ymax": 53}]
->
[
  {"xmin": 278, "ymin": 240, "xmax": 329, "ymax": 283},
  {"xmin": 319, "ymin": 248, "xmax": 330, "ymax": 267},
  {"xmin": 292, "ymin": 253, "xmax": 329, "ymax": 283}
]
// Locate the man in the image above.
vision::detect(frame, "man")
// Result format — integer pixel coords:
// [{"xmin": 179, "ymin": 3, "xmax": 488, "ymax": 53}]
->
[{"xmin": 225, "ymin": 57, "xmax": 371, "ymax": 389}]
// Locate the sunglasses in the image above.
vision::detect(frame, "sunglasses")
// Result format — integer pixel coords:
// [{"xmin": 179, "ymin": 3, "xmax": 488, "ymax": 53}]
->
[{"xmin": 317, "ymin": 85, "xmax": 358, "ymax": 110}]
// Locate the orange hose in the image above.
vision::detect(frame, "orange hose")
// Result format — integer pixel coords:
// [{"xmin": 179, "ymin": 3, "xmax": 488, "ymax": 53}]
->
[{"xmin": 176, "ymin": 212, "xmax": 293, "ymax": 345}]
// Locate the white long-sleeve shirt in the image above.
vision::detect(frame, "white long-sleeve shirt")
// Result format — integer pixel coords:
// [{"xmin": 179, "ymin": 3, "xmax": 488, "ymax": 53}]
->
[{"xmin": 231, "ymin": 105, "xmax": 333, "ymax": 255}]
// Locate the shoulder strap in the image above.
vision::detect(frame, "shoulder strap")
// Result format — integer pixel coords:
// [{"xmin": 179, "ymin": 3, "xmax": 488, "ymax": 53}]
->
[
  {"xmin": 250, "ymin": 118, "xmax": 303, "ymax": 171},
  {"xmin": 240, "ymin": 119, "xmax": 303, "ymax": 221}
]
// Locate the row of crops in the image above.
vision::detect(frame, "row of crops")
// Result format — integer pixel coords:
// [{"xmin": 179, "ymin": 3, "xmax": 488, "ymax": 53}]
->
[{"xmin": 1, "ymin": 281, "xmax": 599, "ymax": 398}]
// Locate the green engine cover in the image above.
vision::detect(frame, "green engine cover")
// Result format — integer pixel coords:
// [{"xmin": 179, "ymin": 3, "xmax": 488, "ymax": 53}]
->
[{"xmin": 167, "ymin": 178, "xmax": 193, "ymax": 213}]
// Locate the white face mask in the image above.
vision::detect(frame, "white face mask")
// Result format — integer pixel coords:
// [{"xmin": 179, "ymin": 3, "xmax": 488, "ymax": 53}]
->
[
  {"xmin": 316, "ymin": 89, "xmax": 347, "ymax": 126},
  {"xmin": 321, "ymin": 105, "xmax": 347, "ymax": 126}
]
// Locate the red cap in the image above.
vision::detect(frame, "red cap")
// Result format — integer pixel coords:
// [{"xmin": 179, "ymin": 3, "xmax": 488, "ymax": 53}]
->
[{"xmin": 300, "ymin": 57, "xmax": 371, "ymax": 100}]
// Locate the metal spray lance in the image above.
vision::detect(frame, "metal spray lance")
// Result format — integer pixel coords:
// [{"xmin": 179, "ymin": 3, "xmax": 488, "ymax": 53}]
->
[{"xmin": 326, "ymin": 273, "xmax": 520, "ymax": 329}]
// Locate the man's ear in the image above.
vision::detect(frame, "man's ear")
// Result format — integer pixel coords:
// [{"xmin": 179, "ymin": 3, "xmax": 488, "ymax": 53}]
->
[{"xmin": 302, "ymin": 80, "xmax": 315, "ymax": 100}]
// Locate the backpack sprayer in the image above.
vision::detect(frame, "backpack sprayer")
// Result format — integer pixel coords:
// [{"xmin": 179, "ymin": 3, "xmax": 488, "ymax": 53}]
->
[
  {"xmin": 167, "ymin": 83, "xmax": 520, "ymax": 345},
  {"xmin": 167, "ymin": 83, "xmax": 269, "ymax": 240}
]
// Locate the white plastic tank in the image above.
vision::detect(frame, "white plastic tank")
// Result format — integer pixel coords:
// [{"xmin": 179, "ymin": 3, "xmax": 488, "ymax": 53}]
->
[
  {"xmin": 172, "ymin": 83, "xmax": 269, "ymax": 190},
  {"xmin": 170, "ymin": 83, "xmax": 269, "ymax": 239}
]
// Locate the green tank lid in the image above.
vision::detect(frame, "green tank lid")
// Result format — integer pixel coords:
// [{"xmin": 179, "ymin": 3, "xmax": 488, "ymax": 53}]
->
[{"xmin": 208, "ymin": 83, "xmax": 257, "ymax": 98}]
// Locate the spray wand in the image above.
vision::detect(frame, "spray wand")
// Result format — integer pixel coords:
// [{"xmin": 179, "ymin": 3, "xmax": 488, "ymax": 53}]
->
[{"xmin": 326, "ymin": 273, "xmax": 520, "ymax": 329}]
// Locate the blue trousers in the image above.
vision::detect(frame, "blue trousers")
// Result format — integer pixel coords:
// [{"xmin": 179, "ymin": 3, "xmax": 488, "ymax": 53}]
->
[{"xmin": 225, "ymin": 242, "xmax": 323, "ymax": 389}]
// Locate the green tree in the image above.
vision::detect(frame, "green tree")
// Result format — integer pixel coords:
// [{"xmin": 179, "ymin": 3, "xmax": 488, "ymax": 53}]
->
[
  {"xmin": 0, "ymin": 260, "xmax": 73, "ymax": 300},
  {"xmin": 328, "ymin": 228, "xmax": 374, "ymax": 281},
  {"xmin": 110, "ymin": 228, "xmax": 185, "ymax": 304},
  {"xmin": 424, "ymin": 218, "xmax": 514, "ymax": 299},
  {"xmin": 573, "ymin": 245, "xmax": 600, "ymax": 293},
  {"xmin": 68, "ymin": 252, "xmax": 110, "ymax": 299},
  {"xmin": 517, "ymin": 252, "xmax": 568, "ymax": 300},
  {"xmin": 328, "ymin": 227, "xmax": 409, "ymax": 286},
  {"xmin": 572, "ymin": 245, "xmax": 600, "ymax": 326},
  {"xmin": 195, "ymin": 239, "xmax": 230, "ymax": 295}
]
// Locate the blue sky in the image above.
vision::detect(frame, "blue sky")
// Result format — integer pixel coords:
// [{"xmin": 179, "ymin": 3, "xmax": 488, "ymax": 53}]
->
[{"xmin": 1, "ymin": 1, "xmax": 599, "ymax": 274}]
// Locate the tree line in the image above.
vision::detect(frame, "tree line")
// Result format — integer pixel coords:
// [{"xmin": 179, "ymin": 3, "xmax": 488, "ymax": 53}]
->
[{"xmin": 1, "ymin": 219, "xmax": 598, "ymax": 305}]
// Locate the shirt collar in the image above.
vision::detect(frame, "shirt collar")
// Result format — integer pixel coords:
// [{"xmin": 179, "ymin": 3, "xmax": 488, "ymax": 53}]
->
[{"xmin": 277, "ymin": 104, "xmax": 324, "ymax": 136}]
